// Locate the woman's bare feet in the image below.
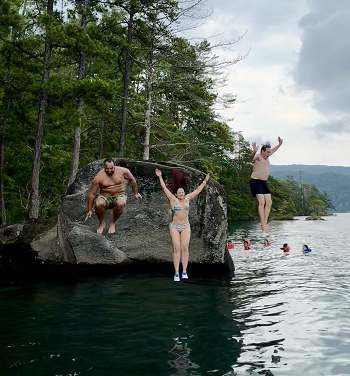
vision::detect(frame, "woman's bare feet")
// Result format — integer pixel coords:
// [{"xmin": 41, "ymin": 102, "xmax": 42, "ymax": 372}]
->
[
  {"xmin": 261, "ymin": 223, "xmax": 270, "ymax": 232},
  {"xmin": 97, "ymin": 221, "xmax": 105, "ymax": 233}
]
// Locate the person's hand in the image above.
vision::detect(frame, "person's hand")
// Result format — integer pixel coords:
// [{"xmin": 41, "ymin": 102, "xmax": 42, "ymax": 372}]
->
[
  {"xmin": 85, "ymin": 211, "xmax": 92, "ymax": 221},
  {"xmin": 252, "ymin": 142, "xmax": 259, "ymax": 153},
  {"xmin": 134, "ymin": 193, "xmax": 142, "ymax": 199},
  {"xmin": 205, "ymin": 173, "xmax": 210, "ymax": 182},
  {"xmin": 278, "ymin": 136, "xmax": 283, "ymax": 145},
  {"xmin": 155, "ymin": 169, "xmax": 162, "ymax": 177}
]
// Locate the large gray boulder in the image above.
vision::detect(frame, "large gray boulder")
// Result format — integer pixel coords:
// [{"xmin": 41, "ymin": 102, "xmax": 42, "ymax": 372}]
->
[{"xmin": 56, "ymin": 159, "xmax": 233, "ymax": 273}]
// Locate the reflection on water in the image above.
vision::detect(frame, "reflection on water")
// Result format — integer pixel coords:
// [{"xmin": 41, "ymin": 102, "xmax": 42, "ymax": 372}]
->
[
  {"xmin": 168, "ymin": 336, "xmax": 199, "ymax": 375},
  {"xmin": 1, "ymin": 214, "xmax": 350, "ymax": 376},
  {"xmin": 0, "ymin": 275, "xmax": 241, "ymax": 376},
  {"xmin": 228, "ymin": 214, "xmax": 350, "ymax": 376}
]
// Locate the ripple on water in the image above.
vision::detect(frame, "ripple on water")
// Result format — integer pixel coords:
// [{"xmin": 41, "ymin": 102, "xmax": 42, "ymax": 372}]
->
[
  {"xmin": 1, "ymin": 215, "xmax": 350, "ymax": 376},
  {"xmin": 228, "ymin": 214, "xmax": 350, "ymax": 376}
]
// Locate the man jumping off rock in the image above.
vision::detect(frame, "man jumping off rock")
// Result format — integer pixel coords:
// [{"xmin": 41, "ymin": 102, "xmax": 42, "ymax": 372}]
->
[
  {"xmin": 85, "ymin": 159, "xmax": 141, "ymax": 233},
  {"xmin": 249, "ymin": 137, "xmax": 283, "ymax": 232}
]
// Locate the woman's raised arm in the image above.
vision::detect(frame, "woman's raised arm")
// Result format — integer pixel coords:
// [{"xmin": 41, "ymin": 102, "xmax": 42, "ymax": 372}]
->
[
  {"xmin": 155, "ymin": 169, "xmax": 176, "ymax": 201},
  {"xmin": 186, "ymin": 174, "xmax": 210, "ymax": 201}
]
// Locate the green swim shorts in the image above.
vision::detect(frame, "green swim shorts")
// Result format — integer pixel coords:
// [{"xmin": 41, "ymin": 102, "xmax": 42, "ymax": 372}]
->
[{"xmin": 95, "ymin": 194, "xmax": 127, "ymax": 209}]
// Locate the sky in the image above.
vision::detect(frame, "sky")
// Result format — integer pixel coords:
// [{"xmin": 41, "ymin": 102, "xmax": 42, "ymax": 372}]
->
[{"xmin": 185, "ymin": 0, "xmax": 350, "ymax": 166}]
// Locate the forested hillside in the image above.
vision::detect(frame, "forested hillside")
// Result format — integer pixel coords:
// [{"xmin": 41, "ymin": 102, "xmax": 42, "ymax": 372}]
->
[
  {"xmin": 0, "ymin": 0, "xmax": 336, "ymax": 224},
  {"xmin": 270, "ymin": 168, "xmax": 350, "ymax": 212}
]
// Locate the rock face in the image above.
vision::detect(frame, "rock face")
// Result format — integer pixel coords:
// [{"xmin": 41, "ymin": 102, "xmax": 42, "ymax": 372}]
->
[
  {"xmin": 0, "ymin": 224, "xmax": 24, "ymax": 244},
  {"xmin": 0, "ymin": 220, "xmax": 58, "ymax": 285},
  {"xmin": 30, "ymin": 226, "xmax": 58, "ymax": 261},
  {"xmin": 56, "ymin": 159, "xmax": 233, "ymax": 273}
]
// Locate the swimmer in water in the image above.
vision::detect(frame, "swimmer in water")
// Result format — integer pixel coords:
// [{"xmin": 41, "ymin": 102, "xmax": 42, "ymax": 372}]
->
[
  {"xmin": 280, "ymin": 243, "xmax": 290, "ymax": 252},
  {"xmin": 243, "ymin": 239, "xmax": 251, "ymax": 250},
  {"xmin": 227, "ymin": 240, "xmax": 234, "ymax": 250},
  {"xmin": 263, "ymin": 239, "xmax": 271, "ymax": 246},
  {"xmin": 303, "ymin": 244, "xmax": 312, "ymax": 252}
]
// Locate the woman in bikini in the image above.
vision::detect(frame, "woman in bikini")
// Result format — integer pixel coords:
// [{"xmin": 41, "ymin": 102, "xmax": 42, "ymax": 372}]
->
[{"xmin": 155, "ymin": 169, "xmax": 210, "ymax": 282}]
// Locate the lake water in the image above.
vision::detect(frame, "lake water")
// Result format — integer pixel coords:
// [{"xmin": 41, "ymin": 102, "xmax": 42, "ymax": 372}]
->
[{"xmin": 1, "ymin": 214, "xmax": 350, "ymax": 376}]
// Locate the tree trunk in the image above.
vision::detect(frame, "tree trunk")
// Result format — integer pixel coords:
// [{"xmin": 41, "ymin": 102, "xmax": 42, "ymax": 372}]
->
[
  {"xmin": 120, "ymin": 11, "xmax": 134, "ymax": 158},
  {"xmin": 142, "ymin": 28, "xmax": 154, "ymax": 161},
  {"xmin": 0, "ymin": 99, "xmax": 11, "ymax": 225},
  {"xmin": 29, "ymin": 0, "xmax": 53, "ymax": 219},
  {"xmin": 98, "ymin": 116, "xmax": 104, "ymax": 159},
  {"xmin": 68, "ymin": 0, "xmax": 89, "ymax": 186}
]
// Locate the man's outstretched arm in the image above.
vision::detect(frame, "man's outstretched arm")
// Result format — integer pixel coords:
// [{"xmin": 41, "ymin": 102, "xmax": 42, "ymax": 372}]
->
[
  {"xmin": 124, "ymin": 169, "xmax": 141, "ymax": 198},
  {"xmin": 269, "ymin": 136, "xmax": 283, "ymax": 155}
]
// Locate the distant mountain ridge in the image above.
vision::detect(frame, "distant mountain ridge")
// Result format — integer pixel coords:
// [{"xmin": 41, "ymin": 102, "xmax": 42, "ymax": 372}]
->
[
  {"xmin": 270, "ymin": 164, "xmax": 350, "ymax": 175},
  {"xmin": 269, "ymin": 165, "xmax": 350, "ymax": 213}
]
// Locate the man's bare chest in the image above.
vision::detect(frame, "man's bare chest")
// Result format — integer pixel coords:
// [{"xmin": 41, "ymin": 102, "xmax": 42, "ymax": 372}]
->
[
  {"xmin": 255, "ymin": 156, "xmax": 269, "ymax": 167},
  {"xmin": 99, "ymin": 174, "xmax": 125, "ymax": 188}
]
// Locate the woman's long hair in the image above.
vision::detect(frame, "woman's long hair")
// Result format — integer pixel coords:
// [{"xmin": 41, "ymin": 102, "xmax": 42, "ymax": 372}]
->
[{"xmin": 169, "ymin": 169, "xmax": 187, "ymax": 194}]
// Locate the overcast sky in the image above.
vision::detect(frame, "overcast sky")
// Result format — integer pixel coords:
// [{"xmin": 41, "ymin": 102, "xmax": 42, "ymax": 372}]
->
[{"xmin": 188, "ymin": 0, "xmax": 350, "ymax": 166}]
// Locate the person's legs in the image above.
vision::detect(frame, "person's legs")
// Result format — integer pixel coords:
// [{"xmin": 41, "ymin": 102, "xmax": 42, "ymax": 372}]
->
[
  {"xmin": 95, "ymin": 198, "xmax": 107, "ymax": 233},
  {"xmin": 264, "ymin": 194, "xmax": 272, "ymax": 227},
  {"xmin": 170, "ymin": 228, "xmax": 181, "ymax": 277},
  {"xmin": 109, "ymin": 198, "xmax": 126, "ymax": 233},
  {"xmin": 180, "ymin": 227, "xmax": 191, "ymax": 276},
  {"xmin": 107, "ymin": 209, "xmax": 114, "ymax": 229},
  {"xmin": 256, "ymin": 194, "xmax": 267, "ymax": 231}
]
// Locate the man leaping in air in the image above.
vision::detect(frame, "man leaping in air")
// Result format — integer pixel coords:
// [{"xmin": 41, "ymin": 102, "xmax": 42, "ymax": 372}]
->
[
  {"xmin": 85, "ymin": 159, "xmax": 141, "ymax": 233},
  {"xmin": 249, "ymin": 137, "xmax": 283, "ymax": 232}
]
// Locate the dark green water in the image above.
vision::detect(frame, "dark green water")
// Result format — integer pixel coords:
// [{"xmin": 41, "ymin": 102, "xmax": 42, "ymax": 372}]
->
[{"xmin": 1, "ymin": 214, "xmax": 350, "ymax": 376}]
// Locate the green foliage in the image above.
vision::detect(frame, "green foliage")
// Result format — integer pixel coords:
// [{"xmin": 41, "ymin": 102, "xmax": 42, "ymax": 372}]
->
[
  {"xmin": 267, "ymin": 176, "xmax": 334, "ymax": 219},
  {"xmin": 0, "ymin": 0, "xmax": 336, "ymax": 224},
  {"xmin": 271, "ymin": 169, "xmax": 348, "ymax": 212}
]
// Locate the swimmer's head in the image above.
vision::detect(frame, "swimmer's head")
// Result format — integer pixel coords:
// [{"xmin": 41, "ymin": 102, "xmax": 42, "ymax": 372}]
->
[
  {"xmin": 303, "ymin": 244, "xmax": 308, "ymax": 250},
  {"xmin": 228, "ymin": 240, "xmax": 232, "ymax": 245},
  {"xmin": 283, "ymin": 243, "xmax": 288, "ymax": 248}
]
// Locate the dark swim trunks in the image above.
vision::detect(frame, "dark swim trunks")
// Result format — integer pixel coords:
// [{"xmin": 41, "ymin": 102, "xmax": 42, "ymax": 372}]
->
[{"xmin": 250, "ymin": 179, "xmax": 270, "ymax": 197}]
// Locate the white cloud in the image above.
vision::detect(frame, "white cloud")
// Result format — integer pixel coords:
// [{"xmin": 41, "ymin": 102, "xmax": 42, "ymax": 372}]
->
[{"xmin": 189, "ymin": 0, "xmax": 350, "ymax": 166}]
